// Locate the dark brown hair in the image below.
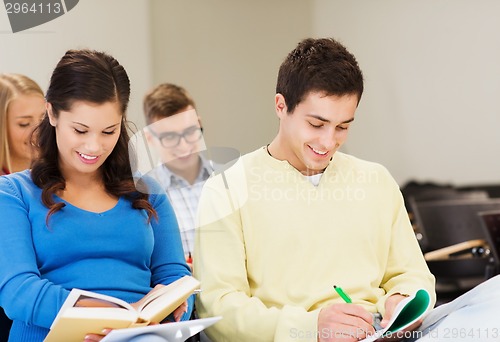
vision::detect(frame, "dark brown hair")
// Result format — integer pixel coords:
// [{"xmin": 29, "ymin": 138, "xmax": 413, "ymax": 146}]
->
[
  {"xmin": 276, "ymin": 37, "xmax": 364, "ymax": 113},
  {"xmin": 31, "ymin": 49, "xmax": 157, "ymax": 223}
]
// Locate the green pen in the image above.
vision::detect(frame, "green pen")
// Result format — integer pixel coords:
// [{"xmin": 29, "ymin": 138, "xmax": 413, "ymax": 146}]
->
[
  {"xmin": 334, "ymin": 285, "xmax": 383, "ymax": 331},
  {"xmin": 333, "ymin": 285, "xmax": 352, "ymax": 303}
]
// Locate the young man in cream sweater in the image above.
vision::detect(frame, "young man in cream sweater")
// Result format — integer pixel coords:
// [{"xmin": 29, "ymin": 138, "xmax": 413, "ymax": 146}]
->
[{"xmin": 194, "ymin": 38, "xmax": 500, "ymax": 342}]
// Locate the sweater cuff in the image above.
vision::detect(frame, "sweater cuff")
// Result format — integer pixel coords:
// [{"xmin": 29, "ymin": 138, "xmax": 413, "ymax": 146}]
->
[
  {"xmin": 376, "ymin": 285, "xmax": 423, "ymax": 315},
  {"xmin": 274, "ymin": 305, "xmax": 320, "ymax": 342}
]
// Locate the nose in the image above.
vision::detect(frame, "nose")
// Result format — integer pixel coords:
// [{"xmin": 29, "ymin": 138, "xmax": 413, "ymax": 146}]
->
[
  {"xmin": 320, "ymin": 129, "xmax": 338, "ymax": 150},
  {"xmin": 84, "ymin": 133, "xmax": 101, "ymax": 153}
]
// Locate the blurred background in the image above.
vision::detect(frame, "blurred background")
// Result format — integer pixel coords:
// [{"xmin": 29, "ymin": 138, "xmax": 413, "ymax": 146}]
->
[{"xmin": 2, "ymin": 0, "xmax": 499, "ymax": 187}]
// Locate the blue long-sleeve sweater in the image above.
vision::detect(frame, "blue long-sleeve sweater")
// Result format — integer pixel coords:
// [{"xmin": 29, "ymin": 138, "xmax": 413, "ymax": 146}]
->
[{"xmin": 0, "ymin": 170, "xmax": 193, "ymax": 341}]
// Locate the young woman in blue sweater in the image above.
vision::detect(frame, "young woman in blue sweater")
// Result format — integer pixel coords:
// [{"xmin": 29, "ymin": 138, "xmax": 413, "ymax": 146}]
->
[{"xmin": 0, "ymin": 49, "xmax": 192, "ymax": 341}]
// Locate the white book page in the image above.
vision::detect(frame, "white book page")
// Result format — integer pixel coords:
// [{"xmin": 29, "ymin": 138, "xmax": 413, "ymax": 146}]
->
[
  {"xmin": 139, "ymin": 276, "xmax": 200, "ymax": 321},
  {"xmin": 50, "ymin": 289, "xmax": 135, "ymax": 329},
  {"xmin": 101, "ymin": 317, "xmax": 222, "ymax": 342}
]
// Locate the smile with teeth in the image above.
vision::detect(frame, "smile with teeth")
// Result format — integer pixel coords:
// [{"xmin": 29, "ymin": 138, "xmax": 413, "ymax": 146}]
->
[
  {"xmin": 78, "ymin": 152, "xmax": 98, "ymax": 160},
  {"xmin": 310, "ymin": 146, "xmax": 328, "ymax": 155}
]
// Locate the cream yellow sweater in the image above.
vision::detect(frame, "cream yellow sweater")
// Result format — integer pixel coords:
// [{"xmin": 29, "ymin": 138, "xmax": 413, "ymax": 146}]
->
[{"xmin": 194, "ymin": 147, "xmax": 435, "ymax": 342}]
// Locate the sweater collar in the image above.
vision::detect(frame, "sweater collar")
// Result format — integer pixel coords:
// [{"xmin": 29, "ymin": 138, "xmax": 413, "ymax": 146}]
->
[{"xmin": 259, "ymin": 145, "xmax": 340, "ymax": 176}]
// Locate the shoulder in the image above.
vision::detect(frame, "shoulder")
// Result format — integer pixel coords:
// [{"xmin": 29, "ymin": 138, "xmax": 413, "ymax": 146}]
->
[
  {"xmin": 133, "ymin": 171, "xmax": 165, "ymax": 193},
  {"xmin": 203, "ymin": 148, "xmax": 263, "ymax": 186},
  {"xmin": 143, "ymin": 164, "xmax": 173, "ymax": 189},
  {"xmin": 0, "ymin": 170, "xmax": 40, "ymax": 204},
  {"xmin": 331, "ymin": 152, "xmax": 393, "ymax": 176},
  {"xmin": 0, "ymin": 169, "xmax": 37, "ymax": 192},
  {"xmin": 327, "ymin": 152, "xmax": 400, "ymax": 191},
  {"xmin": 133, "ymin": 172, "xmax": 169, "ymax": 207},
  {"xmin": 223, "ymin": 147, "xmax": 266, "ymax": 175}
]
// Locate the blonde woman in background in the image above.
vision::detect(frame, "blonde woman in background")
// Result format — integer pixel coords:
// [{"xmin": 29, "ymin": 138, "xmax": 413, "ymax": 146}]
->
[
  {"xmin": 0, "ymin": 73, "xmax": 45, "ymax": 176},
  {"xmin": 0, "ymin": 73, "xmax": 45, "ymax": 341}
]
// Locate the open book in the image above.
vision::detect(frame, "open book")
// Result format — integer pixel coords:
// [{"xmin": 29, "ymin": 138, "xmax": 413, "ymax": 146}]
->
[
  {"xmin": 44, "ymin": 276, "xmax": 200, "ymax": 342},
  {"xmin": 361, "ymin": 288, "xmax": 432, "ymax": 342}
]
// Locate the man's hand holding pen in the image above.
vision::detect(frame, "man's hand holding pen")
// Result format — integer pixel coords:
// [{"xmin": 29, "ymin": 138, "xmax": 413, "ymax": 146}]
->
[
  {"xmin": 317, "ymin": 286, "xmax": 375, "ymax": 341},
  {"xmin": 318, "ymin": 303, "xmax": 376, "ymax": 342}
]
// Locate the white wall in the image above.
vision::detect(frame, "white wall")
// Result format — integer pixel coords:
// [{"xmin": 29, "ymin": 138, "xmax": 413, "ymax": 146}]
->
[
  {"xmin": 149, "ymin": 0, "xmax": 312, "ymax": 154},
  {"xmin": 0, "ymin": 0, "xmax": 152, "ymax": 126},
  {"xmin": 3, "ymin": 1, "xmax": 499, "ymax": 186},
  {"xmin": 312, "ymin": 0, "xmax": 500, "ymax": 186},
  {"xmin": 150, "ymin": 1, "xmax": 500, "ymax": 186}
]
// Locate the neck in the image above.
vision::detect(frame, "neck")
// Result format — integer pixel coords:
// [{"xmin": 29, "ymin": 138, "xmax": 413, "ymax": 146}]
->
[
  {"xmin": 267, "ymin": 139, "xmax": 325, "ymax": 176},
  {"xmin": 169, "ymin": 158, "xmax": 202, "ymax": 185},
  {"xmin": 8, "ymin": 156, "xmax": 31, "ymax": 173},
  {"xmin": 266, "ymin": 138, "xmax": 281, "ymax": 160},
  {"xmin": 60, "ymin": 165, "xmax": 104, "ymax": 191}
]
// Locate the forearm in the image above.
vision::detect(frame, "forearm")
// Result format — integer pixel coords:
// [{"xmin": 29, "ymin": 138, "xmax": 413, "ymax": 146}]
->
[
  {"xmin": 196, "ymin": 290, "xmax": 320, "ymax": 342},
  {"xmin": 0, "ymin": 180, "xmax": 70, "ymax": 327},
  {"xmin": 0, "ymin": 270, "xmax": 70, "ymax": 328},
  {"xmin": 195, "ymin": 220, "xmax": 320, "ymax": 341}
]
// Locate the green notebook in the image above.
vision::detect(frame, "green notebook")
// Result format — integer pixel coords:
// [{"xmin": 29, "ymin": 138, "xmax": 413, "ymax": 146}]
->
[{"xmin": 361, "ymin": 288, "xmax": 432, "ymax": 342}]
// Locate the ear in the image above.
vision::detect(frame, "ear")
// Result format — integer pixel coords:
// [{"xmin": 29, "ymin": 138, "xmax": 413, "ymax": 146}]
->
[
  {"xmin": 143, "ymin": 128, "xmax": 155, "ymax": 145},
  {"xmin": 46, "ymin": 103, "xmax": 57, "ymax": 127},
  {"xmin": 275, "ymin": 94, "xmax": 288, "ymax": 119}
]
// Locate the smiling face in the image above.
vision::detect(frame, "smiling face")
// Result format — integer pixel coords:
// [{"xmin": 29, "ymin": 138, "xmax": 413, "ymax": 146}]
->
[
  {"xmin": 274, "ymin": 92, "xmax": 358, "ymax": 175},
  {"xmin": 48, "ymin": 101, "xmax": 122, "ymax": 179},
  {"xmin": 145, "ymin": 107, "xmax": 206, "ymax": 175},
  {"xmin": 6, "ymin": 93, "xmax": 46, "ymax": 169}
]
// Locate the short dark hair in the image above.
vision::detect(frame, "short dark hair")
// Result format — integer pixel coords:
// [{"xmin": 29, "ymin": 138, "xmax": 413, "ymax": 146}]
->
[
  {"xmin": 143, "ymin": 83, "xmax": 196, "ymax": 124},
  {"xmin": 31, "ymin": 49, "xmax": 156, "ymax": 223},
  {"xmin": 276, "ymin": 37, "xmax": 364, "ymax": 113}
]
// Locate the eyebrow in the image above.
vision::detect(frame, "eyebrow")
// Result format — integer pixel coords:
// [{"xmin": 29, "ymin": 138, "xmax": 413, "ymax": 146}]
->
[
  {"xmin": 73, "ymin": 122, "xmax": 121, "ymax": 130},
  {"xmin": 307, "ymin": 115, "xmax": 355, "ymax": 124}
]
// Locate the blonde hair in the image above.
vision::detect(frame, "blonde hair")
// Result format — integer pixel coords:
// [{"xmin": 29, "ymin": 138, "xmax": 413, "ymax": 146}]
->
[{"xmin": 0, "ymin": 73, "xmax": 44, "ymax": 173}]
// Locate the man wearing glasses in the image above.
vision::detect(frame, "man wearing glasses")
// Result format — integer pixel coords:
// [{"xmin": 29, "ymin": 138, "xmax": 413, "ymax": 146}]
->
[{"xmin": 143, "ymin": 83, "xmax": 213, "ymax": 269}]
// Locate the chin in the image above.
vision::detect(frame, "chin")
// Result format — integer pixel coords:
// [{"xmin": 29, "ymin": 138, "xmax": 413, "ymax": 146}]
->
[{"xmin": 306, "ymin": 161, "xmax": 330, "ymax": 172}]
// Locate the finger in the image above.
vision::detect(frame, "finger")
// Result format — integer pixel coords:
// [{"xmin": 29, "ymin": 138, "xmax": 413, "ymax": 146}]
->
[
  {"xmin": 319, "ymin": 304, "xmax": 376, "ymax": 340},
  {"xmin": 82, "ymin": 327, "xmax": 112, "ymax": 342},
  {"xmin": 83, "ymin": 334, "xmax": 104, "ymax": 342},
  {"xmin": 337, "ymin": 303, "xmax": 375, "ymax": 325},
  {"xmin": 332, "ymin": 313, "xmax": 376, "ymax": 339}
]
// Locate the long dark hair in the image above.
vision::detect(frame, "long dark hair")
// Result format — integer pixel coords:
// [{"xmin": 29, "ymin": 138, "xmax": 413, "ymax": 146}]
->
[{"xmin": 31, "ymin": 49, "xmax": 156, "ymax": 223}]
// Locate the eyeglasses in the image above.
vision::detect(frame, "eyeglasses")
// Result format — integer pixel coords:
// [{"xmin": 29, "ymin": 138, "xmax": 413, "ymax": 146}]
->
[{"xmin": 149, "ymin": 126, "xmax": 203, "ymax": 148}]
